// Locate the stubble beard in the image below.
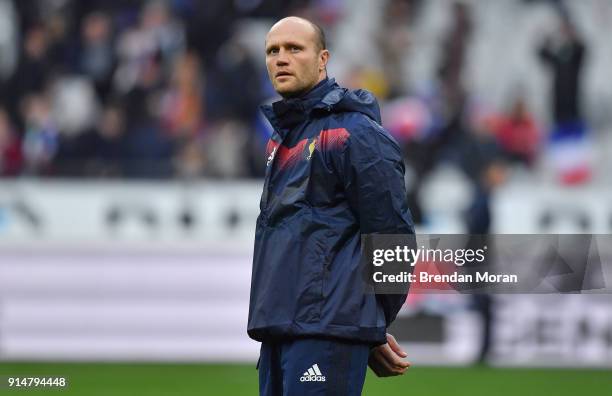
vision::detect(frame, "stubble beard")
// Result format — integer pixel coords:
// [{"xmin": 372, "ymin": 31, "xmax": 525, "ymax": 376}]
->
[
  {"xmin": 275, "ymin": 77, "xmax": 309, "ymax": 99},
  {"xmin": 274, "ymin": 64, "xmax": 321, "ymax": 99}
]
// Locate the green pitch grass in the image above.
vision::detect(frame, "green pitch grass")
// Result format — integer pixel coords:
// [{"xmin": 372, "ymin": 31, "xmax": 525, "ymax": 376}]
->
[{"xmin": 1, "ymin": 362, "xmax": 611, "ymax": 395}]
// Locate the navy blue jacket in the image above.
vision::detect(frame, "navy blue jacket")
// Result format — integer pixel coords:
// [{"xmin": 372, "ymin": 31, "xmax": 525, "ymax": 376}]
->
[{"xmin": 248, "ymin": 78, "xmax": 414, "ymax": 345}]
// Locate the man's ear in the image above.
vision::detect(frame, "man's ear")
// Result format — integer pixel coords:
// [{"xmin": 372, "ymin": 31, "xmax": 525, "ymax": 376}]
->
[{"xmin": 319, "ymin": 50, "xmax": 330, "ymax": 72}]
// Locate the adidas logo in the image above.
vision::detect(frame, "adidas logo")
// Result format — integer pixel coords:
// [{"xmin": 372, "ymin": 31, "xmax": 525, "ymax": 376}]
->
[{"xmin": 299, "ymin": 363, "xmax": 326, "ymax": 382}]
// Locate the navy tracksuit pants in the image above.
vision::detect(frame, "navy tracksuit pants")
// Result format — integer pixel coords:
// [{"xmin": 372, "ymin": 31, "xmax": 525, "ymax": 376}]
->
[{"xmin": 258, "ymin": 338, "xmax": 371, "ymax": 396}]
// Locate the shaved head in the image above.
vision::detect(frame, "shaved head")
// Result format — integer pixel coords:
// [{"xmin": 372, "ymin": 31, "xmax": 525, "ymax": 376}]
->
[
  {"xmin": 264, "ymin": 16, "xmax": 330, "ymax": 98},
  {"xmin": 268, "ymin": 16, "xmax": 326, "ymax": 51}
]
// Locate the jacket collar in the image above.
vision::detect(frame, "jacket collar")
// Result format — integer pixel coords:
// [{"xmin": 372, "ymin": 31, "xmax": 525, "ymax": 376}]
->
[{"xmin": 261, "ymin": 78, "xmax": 339, "ymax": 139}]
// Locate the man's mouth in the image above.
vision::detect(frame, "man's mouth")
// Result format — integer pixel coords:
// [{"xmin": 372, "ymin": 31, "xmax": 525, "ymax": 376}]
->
[{"xmin": 276, "ymin": 71, "xmax": 293, "ymax": 78}]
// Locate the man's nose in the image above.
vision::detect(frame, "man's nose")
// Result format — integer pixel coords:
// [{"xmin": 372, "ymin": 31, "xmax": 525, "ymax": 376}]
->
[{"xmin": 275, "ymin": 49, "xmax": 289, "ymax": 65}]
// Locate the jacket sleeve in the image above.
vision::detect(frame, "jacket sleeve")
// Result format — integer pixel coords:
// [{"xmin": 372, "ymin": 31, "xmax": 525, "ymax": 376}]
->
[{"xmin": 339, "ymin": 122, "xmax": 415, "ymax": 327}]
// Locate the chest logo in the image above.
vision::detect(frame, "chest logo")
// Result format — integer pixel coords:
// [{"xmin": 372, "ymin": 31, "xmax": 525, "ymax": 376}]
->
[{"xmin": 306, "ymin": 139, "xmax": 317, "ymax": 160}]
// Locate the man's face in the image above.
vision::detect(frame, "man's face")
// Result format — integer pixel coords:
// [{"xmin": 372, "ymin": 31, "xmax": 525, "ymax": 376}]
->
[{"xmin": 265, "ymin": 18, "xmax": 328, "ymax": 98}]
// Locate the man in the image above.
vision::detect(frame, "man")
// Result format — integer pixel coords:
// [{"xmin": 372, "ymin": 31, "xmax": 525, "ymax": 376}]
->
[
  {"xmin": 537, "ymin": 11, "xmax": 586, "ymax": 130},
  {"xmin": 248, "ymin": 16, "xmax": 414, "ymax": 395},
  {"xmin": 537, "ymin": 9, "xmax": 589, "ymax": 184}
]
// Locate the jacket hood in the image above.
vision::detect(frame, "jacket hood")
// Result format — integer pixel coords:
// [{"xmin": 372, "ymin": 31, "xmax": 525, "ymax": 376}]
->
[{"xmin": 261, "ymin": 78, "xmax": 382, "ymax": 137}]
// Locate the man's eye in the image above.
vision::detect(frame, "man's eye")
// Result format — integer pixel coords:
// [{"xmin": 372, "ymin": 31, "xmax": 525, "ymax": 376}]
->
[
  {"xmin": 290, "ymin": 46, "xmax": 301, "ymax": 52},
  {"xmin": 268, "ymin": 48, "xmax": 278, "ymax": 55}
]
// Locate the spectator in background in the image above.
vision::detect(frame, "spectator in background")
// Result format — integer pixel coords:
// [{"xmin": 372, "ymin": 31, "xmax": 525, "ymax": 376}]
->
[
  {"xmin": 91, "ymin": 104, "xmax": 127, "ymax": 176},
  {"xmin": 113, "ymin": 0, "xmax": 185, "ymax": 96},
  {"xmin": 206, "ymin": 34, "xmax": 262, "ymax": 123},
  {"xmin": 437, "ymin": 0, "xmax": 472, "ymax": 114},
  {"xmin": 494, "ymin": 95, "xmax": 541, "ymax": 167},
  {"xmin": 140, "ymin": 0, "xmax": 185, "ymax": 72},
  {"xmin": 159, "ymin": 51, "xmax": 204, "ymax": 139},
  {"xmin": 20, "ymin": 93, "xmax": 59, "ymax": 175},
  {"xmin": 6, "ymin": 24, "xmax": 52, "ymax": 130},
  {"xmin": 537, "ymin": 6, "xmax": 590, "ymax": 184},
  {"xmin": 78, "ymin": 11, "xmax": 116, "ymax": 100},
  {"xmin": 0, "ymin": 0, "xmax": 18, "ymax": 83},
  {"xmin": 44, "ymin": 9, "xmax": 73, "ymax": 73},
  {"xmin": 377, "ymin": 0, "xmax": 416, "ymax": 98},
  {"xmin": 0, "ymin": 107, "xmax": 22, "ymax": 176},
  {"xmin": 55, "ymin": 103, "xmax": 127, "ymax": 177},
  {"xmin": 184, "ymin": 0, "xmax": 235, "ymax": 68},
  {"xmin": 427, "ymin": 0, "xmax": 475, "ymax": 170},
  {"xmin": 538, "ymin": 9, "xmax": 586, "ymax": 131}
]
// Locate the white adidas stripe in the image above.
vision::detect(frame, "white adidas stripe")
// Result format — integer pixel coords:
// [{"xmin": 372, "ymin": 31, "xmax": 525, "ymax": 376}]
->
[{"xmin": 303, "ymin": 364, "xmax": 324, "ymax": 376}]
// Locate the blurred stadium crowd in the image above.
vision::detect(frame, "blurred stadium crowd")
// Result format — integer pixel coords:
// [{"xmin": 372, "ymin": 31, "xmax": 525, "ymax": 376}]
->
[
  {"xmin": 0, "ymin": 0, "xmax": 608, "ymax": 223},
  {"xmin": 0, "ymin": 0, "xmax": 309, "ymax": 179}
]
